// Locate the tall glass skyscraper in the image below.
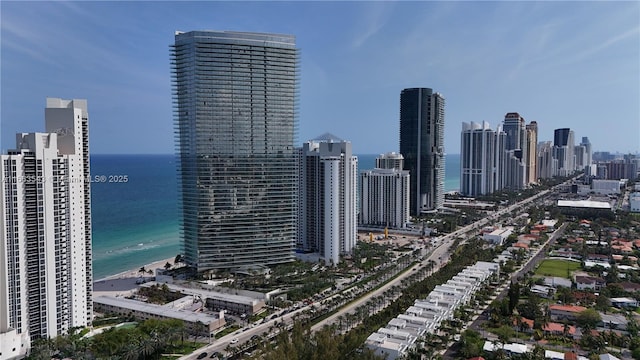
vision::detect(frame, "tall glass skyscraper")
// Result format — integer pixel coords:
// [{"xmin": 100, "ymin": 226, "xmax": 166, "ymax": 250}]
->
[
  {"xmin": 172, "ymin": 31, "xmax": 299, "ymax": 272},
  {"xmin": 399, "ymin": 88, "xmax": 445, "ymax": 215}
]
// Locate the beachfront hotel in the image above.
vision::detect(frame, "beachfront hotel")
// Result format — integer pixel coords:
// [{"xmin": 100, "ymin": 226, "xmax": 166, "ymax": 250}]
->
[
  {"xmin": 298, "ymin": 134, "xmax": 358, "ymax": 266},
  {"xmin": 399, "ymin": 88, "xmax": 445, "ymax": 215},
  {"xmin": 0, "ymin": 98, "xmax": 92, "ymax": 358},
  {"xmin": 172, "ymin": 31, "xmax": 299, "ymax": 272}
]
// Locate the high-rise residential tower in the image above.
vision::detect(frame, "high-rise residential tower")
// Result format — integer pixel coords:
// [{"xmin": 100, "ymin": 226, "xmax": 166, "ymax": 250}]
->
[
  {"xmin": 502, "ymin": 113, "xmax": 527, "ymax": 153},
  {"xmin": 298, "ymin": 134, "xmax": 358, "ymax": 266},
  {"xmin": 553, "ymin": 128, "xmax": 575, "ymax": 176},
  {"xmin": 399, "ymin": 88, "xmax": 445, "ymax": 215},
  {"xmin": 525, "ymin": 121, "xmax": 538, "ymax": 184},
  {"xmin": 0, "ymin": 98, "xmax": 92, "ymax": 357},
  {"xmin": 537, "ymin": 141, "xmax": 557, "ymax": 180},
  {"xmin": 575, "ymin": 136, "xmax": 592, "ymax": 171},
  {"xmin": 172, "ymin": 31, "xmax": 299, "ymax": 271},
  {"xmin": 360, "ymin": 152, "xmax": 410, "ymax": 229},
  {"xmin": 460, "ymin": 121, "xmax": 505, "ymax": 196},
  {"xmin": 502, "ymin": 112, "xmax": 527, "ymax": 189}
]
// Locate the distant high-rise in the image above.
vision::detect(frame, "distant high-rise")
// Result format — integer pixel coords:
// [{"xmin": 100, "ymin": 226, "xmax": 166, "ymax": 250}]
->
[
  {"xmin": 502, "ymin": 113, "xmax": 527, "ymax": 189},
  {"xmin": 172, "ymin": 31, "xmax": 299, "ymax": 271},
  {"xmin": 460, "ymin": 121, "xmax": 503, "ymax": 196},
  {"xmin": 576, "ymin": 137, "xmax": 592, "ymax": 170},
  {"xmin": 298, "ymin": 134, "xmax": 357, "ymax": 266},
  {"xmin": 360, "ymin": 153, "xmax": 410, "ymax": 229},
  {"xmin": 537, "ymin": 141, "xmax": 557, "ymax": 179},
  {"xmin": 503, "ymin": 113, "xmax": 526, "ymax": 153},
  {"xmin": 376, "ymin": 152, "xmax": 404, "ymax": 170},
  {"xmin": 399, "ymin": 88, "xmax": 445, "ymax": 215},
  {"xmin": 0, "ymin": 98, "xmax": 92, "ymax": 357},
  {"xmin": 525, "ymin": 121, "xmax": 538, "ymax": 184},
  {"xmin": 553, "ymin": 128, "xmax": 575, "ymax": 176}
]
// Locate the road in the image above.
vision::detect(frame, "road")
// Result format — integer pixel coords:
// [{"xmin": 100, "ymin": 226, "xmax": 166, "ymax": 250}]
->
[
  {"xmin": 181, "ymin": 184, "xmax": 563, "ymax": 359},
  {"xmin": 442, "ymin": 222, "xmax": 569, "ymax": 359}
]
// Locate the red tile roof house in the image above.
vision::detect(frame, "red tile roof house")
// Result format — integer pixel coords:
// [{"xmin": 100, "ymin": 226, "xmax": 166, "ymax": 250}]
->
[
  {"xmin": 518, "ymin": 234, "xmax": 538, "ymax": 242},
  {"xmin": 573, "ymin": 291, "xmax": 597, "ymax": 306},
  {"xmin": 543, "ymin": 322, "xmax": 577, "ymax": 339},
  {"xmin": 611, "ymin": 245, "xmax": 633, "ymax": 254},
  {"xmin": 633, "ymin": 239, "xmax": 640, "ymax": 249},
  {"xmin": 513, "ymin": 317, "xmax": 535, "ymax": 333},
  {"xmin": 565, "ymin": 351, "xmax": 578, "ymax": 360},
  {"xmin": 549, "ymin": 304, "xmax": 587, "ymax": 321},
  {"xmin": 575, "ymin": 276, "xmax": 606, "ymax": 291},
  {"xmin": 611, "ymin": 254, "xmax": 638, "ymax": 262}
]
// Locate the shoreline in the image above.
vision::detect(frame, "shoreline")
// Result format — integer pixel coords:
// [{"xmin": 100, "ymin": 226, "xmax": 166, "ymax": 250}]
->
[{"xmin": 93, "ymin": 257, "xmax": 177, "ymax": 297}]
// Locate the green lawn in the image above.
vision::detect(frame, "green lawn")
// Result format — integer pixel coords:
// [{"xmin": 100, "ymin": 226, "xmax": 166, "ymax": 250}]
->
[{"xmin": 534, "ymin": 259, "xmax": 580, "ymax": 278}]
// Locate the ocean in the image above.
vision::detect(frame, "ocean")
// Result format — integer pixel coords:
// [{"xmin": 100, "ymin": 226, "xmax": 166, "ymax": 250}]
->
[{"xmin": 91, "ymin": 153, "xmax": 460, "ymax": 279}]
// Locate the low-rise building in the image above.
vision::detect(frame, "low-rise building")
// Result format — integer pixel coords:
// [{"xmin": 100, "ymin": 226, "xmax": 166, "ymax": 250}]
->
[
  {"xmin": 549, "ymin": 304, "xmax": 587, "ymax": 321},
  {"xmin": 575, "ymin": 276, "xmax": 606, "ymax": 291},
  {"xmin": 365, "ymin": 261, "xmax": 499, "ymax": 359},
  {"xmin": 543, "ymin": 322, "xmax": 577, "ymax": 338},
  {"xmin": 610, "ymin": 297, "xmax": 638, "ymax": 309},
  {"xmin": 149, "ymin": 283, "xmax": 266, "ymax": 315},
  {"xmin": 483, "ymin": 227, "xmax": 514, "ymax": 246},
  {"xmin": 599, "ymin": 313, "xmax": 628, "ymax": 331},
  {"xmin": 94, "ymin": 296, "xmax": 226, "ymax": 335},
  {"xmin": 543, "ymin": 277, "xmax": 572, "ymax": 288}
]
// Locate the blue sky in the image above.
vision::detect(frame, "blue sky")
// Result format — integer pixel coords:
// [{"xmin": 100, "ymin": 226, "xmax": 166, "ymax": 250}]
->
[{"xmin": 2, "ymin": 1, "xmax": 639, "ymax": 155}]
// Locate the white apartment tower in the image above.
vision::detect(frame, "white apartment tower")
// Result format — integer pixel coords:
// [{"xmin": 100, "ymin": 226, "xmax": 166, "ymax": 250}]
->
[
  {"xmin": 299, "ymin": 134, "xmax": 357, "ymax": 266},
  {"xmin": 0, "ymin": 98, "xmax": 92, "ymax": 357},
  {"xmin": 460, "ymin": 121, "xmax": 504, "ymax": 196},
  {"xmin": 360, "ymin": 153, "xmax": 410, "ymax": 229}
]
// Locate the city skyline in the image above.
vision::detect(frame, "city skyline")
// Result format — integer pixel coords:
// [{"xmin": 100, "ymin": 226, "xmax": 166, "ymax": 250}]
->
[{"xmin": 2, "ymin": 1, "xmax": 639, "ymax": 155}]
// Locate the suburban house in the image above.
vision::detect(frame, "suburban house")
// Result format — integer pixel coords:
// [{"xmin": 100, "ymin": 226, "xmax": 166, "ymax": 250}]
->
[
  {"xmin": 610, "ymin": 297, "xmax": 638, "ymax": 309},
  {"xmin": 549, "ymin": 304, "xmax": 587, "ymax": 321},
  {"xmin": 575, "ymin": 276, "xmax": 606, "ymax": 291}
]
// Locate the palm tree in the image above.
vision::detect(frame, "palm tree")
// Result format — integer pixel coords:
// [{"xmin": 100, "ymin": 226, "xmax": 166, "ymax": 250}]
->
[{"xmin": 121, "ymin": 341, "xmax": 140, "ymax": 360}]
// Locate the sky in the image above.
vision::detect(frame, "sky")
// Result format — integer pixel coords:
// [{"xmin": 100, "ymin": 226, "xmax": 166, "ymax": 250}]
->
[{"xmin": 1, "ymin": 1, "xmax": 639, "ymax": 155}]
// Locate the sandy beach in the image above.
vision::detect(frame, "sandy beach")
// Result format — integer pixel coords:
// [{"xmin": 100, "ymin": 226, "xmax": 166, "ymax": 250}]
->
[{"xmin": 93, "ymin": 257, "xmax": 176, "ymax": 297}]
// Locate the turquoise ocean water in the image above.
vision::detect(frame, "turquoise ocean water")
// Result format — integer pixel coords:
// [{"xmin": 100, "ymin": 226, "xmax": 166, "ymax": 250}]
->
[{"xmin": 91, "ymin": 153, "xmax": 460, "ymax": 280}]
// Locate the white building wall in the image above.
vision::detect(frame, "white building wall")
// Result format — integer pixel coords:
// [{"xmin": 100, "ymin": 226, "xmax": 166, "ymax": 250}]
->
[
  {"xmin": 322, "ymin": 158, "xmax": 340, "ymax": 266},
  {"xmin": 45, "ymin": 100, "xmax": 90, "ymax": 328},
  {"xmin": 360, "ymin": 169, "xmax": 410, "ymax": 229},
  {"xmin": 299, "ymin": 135, "xmax": 357, "ymax": 265},
  {"xmin": 344, "ymin": 156, "xmax": 358, "ymax": 253},
  {"xmin": 591, "ymin": 180, "xmax": 621, "ymax": 195},
  {"xmin": 0, "ymin": 99, "xmax": 91, "ymax": 352}
]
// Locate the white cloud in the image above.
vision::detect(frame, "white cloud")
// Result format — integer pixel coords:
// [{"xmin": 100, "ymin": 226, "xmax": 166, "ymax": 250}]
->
[{"xmin": 351, "ymin": 2, "xmax": 395, "ymax": 49}]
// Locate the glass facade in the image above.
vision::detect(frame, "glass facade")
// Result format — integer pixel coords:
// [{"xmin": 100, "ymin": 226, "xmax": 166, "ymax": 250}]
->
[
  {"xmin": 172, "ymin": 31, "xmax": 299, "ymax": 271},
  {"xmin": 399, "ymin": 88, "xmax": 445, "ymax": 215}
]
